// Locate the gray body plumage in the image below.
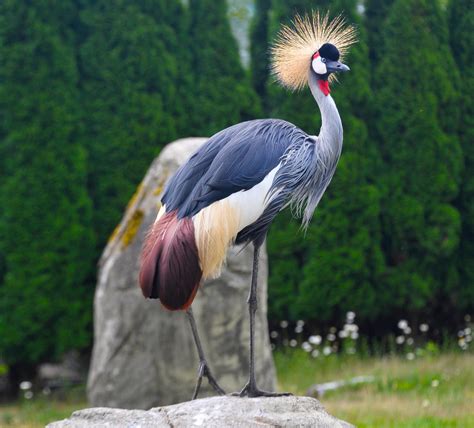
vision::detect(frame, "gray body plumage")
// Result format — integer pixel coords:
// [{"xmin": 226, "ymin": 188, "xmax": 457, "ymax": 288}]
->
[{"xmin": 163, "ymin": 69, "xmax": 343, "ymax": 246}]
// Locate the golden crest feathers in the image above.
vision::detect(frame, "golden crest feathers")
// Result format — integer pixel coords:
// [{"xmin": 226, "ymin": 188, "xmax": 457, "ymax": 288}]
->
[{"xmin": 271, "ymin": 11, "xmax": 357, "ymax": 90}]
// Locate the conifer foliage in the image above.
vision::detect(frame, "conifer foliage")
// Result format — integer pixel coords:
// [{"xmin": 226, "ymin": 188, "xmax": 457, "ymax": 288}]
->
[
  {"xmin": 80, "ymin": 0, "xmax": 186, "ymax": 247},
  {"xmin": 365, "ymin": 0, "xmax": 394, "ymax": 64},
  {"xmin": 0, "ymin": 1, "xmax": 95, "ymax": 365},
  {"xmin": 373, "ymin": 0, "xmax": 462, "ymax": 317},
  {"xmin": 0, "ymin": 0, "xmax": 262, "ymax": 370},
  {"xmin": 450, "ymin": 0, "xmax": 474, "ymax": 311},
  {"xmin": 187, "ymin": 0, "xmax": 261, "ymax": 135},
  {"xmin": 250, "ymin": 0, "xmax": 272, "ymax": 100}
]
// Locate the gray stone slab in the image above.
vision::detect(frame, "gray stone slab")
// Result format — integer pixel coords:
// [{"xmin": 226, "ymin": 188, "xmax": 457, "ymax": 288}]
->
[{"xmin": 48, "ymin": 396, "xmax": 354, "ymax": 427}]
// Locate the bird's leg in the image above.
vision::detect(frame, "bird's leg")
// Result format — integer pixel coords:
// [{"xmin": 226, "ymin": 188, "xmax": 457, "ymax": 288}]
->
[
  {"xmin": 186, "ymin": 307, "xmax": 226, "ymax": 400},
  {"xmin": 238, "ymin": 243, "xmax": 291, "ymax": 398}
]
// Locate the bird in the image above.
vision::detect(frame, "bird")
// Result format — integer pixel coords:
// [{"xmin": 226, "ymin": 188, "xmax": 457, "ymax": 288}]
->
[{"xmin": 139, "ymin": 11, "xmax": 356, "ymax": 399}]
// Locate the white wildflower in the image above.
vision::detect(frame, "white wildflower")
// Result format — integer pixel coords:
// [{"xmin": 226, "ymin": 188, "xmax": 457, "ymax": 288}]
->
[
  {"xmin": 396, "ymin": 335, "xmax": 405, "ymax": 345},
  {"xmin": 350, "ymin": 332, "xmax": 359, "ymax": 340},
  {"xmin": 19, "ymin": 381, "xmax": 32, "ymax": 391},
  {"xmin": 309, "ymin": 335, "xmax": 322, "ymax": 345},
  {"xmin": 419, "ymin": 323, "xmax": 429, "ymax": 333},
  {"xmin": 398, "ymin": 320, "xmax": 408, "ymax": 330}
]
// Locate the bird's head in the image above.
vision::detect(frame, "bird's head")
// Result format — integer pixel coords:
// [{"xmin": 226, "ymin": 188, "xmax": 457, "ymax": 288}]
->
[
  {"xmin": 311, "ymin": 43, "xmax": 350, "ymax": 95},
  {"xmin": 311, "ymin": 43, "xmax": 350, "ymax": 79},
  {"xmin": 271, "ymin": 12, "xmax": 357, "ymax": 95}
]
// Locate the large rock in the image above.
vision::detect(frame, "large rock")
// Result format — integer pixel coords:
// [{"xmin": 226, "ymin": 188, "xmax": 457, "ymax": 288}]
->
[
  {"xmin": 87, "ymin": 138, "xmax": 276, "ymax": 409},
  {"xmin": 47, "ymin": 396, "xmax": 354, "ymax": 427}
]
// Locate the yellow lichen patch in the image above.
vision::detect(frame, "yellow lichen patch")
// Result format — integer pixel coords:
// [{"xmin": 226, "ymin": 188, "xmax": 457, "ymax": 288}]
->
[
  {"xmin": 153, "ymin": 183, "xmax": 164, "ymax": 196},
  {"xmin": 107, "ymin": 182, "xmax": 144, "ymax": 246},
  {"xmin": 126, "ymin": 182, "xmax": 144, "ymax": 212},
  {"xmin": 194, "ymin": 200, "xmax": 240, "ymax": 279},
  {"xmin": 153, "ymin": 175, "xmax": 169, "ymax": 197},
  {"xmin": 108, "ymin": 223, "xmax": 121, "ymax": 244},
  {"xmin": 121, "ymin": 209, "xmax": 144, "ymax": 248},
  {"xmin": 153, "ymin": 167, "xmax": 170, "ymax": 196}
]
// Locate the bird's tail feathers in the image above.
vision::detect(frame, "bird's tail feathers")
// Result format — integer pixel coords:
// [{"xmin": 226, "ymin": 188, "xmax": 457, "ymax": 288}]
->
[{"xmin": 139, "ymin": 210, "xmax": 202, "ymax": 310}]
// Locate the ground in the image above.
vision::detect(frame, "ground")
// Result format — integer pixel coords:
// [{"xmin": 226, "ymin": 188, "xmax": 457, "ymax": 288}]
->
[{"xmin": 0, "ymin": 352, "xmax": 472, "ymax": 427}]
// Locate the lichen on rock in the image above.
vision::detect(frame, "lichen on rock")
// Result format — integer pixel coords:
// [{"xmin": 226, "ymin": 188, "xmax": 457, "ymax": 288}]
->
[{"xmin": 121, "ymin": 209, "xmax": 144, "ymax": 248}]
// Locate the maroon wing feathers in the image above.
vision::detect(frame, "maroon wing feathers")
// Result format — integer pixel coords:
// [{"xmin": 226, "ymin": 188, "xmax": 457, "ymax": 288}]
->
[{"xmin": 139, "ymin": 211, "xmax": 202, "ymax": 310}]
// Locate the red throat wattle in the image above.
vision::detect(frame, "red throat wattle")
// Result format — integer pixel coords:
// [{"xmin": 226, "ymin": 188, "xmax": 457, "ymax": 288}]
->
[
  {"xmin": 318, "ymin": 80, "xmax": 330, "ymax": 96},
  {"xmin": 312, "ymin": 52, "xmax": 330, "ymax": 96}
]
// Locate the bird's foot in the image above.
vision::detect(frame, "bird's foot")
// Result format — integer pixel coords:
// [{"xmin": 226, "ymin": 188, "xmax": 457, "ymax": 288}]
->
[
  {"xmin": 232, "ymin": 381, "xmax": 292, "ymax": 398},
  {"xmin": 192, "ymin": 360, "xmax": 226, "ymax": 400}
]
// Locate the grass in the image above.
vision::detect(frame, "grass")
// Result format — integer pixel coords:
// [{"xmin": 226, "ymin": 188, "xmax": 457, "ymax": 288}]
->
[
  {"xmin": 1, "ymin": 352, "xmax": 472, "ymax": 427},
  {"xmin": 0, "ymin": 387, "xmax": 87, "ymax": 428},
  {"xmin": 275, "ymin": 350, "xmax": 474, "ymax": 427}
]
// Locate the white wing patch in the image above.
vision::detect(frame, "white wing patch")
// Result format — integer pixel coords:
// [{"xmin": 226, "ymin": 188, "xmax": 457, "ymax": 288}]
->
[
  {"xmin": 227, "ymin": 164, "xmax": 280, "ymax": 231},
  {"xmin": 192, "ymin": 165, "xmax": 280, "ymax": 278}
]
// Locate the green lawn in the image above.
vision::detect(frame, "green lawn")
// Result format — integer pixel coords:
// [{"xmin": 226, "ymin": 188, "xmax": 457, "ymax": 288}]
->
[
  {"xmin": 0, "ymin": 398, "xmax": 87, "ymax": 428},
  {"xmin": 1, "ymin": 352, "xmax": 472, "ymax": 427},
  {"xmin": 275, "ymin": 351, "xmax": 474, "ymax": 427}
]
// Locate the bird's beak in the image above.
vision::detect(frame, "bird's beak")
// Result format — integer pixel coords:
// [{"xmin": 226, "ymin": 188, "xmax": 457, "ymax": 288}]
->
[{"xmin": 326, "ymin": 60, "xmax": 350, "ymax": 73}]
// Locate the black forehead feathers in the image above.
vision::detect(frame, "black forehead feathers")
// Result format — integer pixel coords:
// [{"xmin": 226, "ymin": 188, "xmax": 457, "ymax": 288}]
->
[{"xmin": 318, "ymin": 43, "xmax": 340, "ymax": 61}]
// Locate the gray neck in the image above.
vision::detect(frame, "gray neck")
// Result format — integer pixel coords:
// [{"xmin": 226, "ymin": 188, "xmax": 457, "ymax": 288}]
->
[{"xmin": 308, "ymin": 71, "xmax": 343, "ymax": 155}]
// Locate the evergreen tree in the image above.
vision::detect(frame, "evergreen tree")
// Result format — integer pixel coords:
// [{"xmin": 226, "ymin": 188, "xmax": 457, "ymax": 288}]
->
[
  {"xmin": 187, "ymin": 0, "xmax": 261, "ymax": 136},
  {"xmin": 450, "ymin": 0, "xmax": 474, "ymax": 312},
  {"xmin": 365, "ymin": 0, "xmax": 395, "ymax": 65},
  {"xmin": 373, "ymin": 0, "xmax": 462, "ymax": 323},
  {"xmin": 80, "ymin": 0, "xmax": 186, "ymax": 247},
  {"xmin": 250, "ymin": 0, "xmax": 272, "ymax": 100},
  {"xmin": 0, "ymin": 0, "xmax": 95, "ymax": 366}
]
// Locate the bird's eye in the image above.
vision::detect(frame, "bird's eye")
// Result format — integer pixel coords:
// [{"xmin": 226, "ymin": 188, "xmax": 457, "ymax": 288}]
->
[{"xmin": 321, "ymin": 58, "xmax": 326, "ymax": 63}]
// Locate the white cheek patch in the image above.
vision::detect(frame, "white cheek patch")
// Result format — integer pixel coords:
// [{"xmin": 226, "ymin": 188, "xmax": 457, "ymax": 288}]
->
[{"xmin": 311, "ymin": 56, "xmax": 327, "ymax": 75}]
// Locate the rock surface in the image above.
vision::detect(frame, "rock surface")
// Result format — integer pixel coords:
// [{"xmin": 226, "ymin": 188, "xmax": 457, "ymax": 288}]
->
[
  {"xmin": 87, "ymin": 138, "xmax": 276, "ymax": 409},
  {"xmin": 47, "ymin": 396, "xmax": 354, "ymax": 428}
]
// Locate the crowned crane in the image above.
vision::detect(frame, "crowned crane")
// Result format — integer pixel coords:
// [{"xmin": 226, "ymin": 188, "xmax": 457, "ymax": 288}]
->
[{"xmin": 139, "ymin": 12, "xmax": 356, "ymax": 398}]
